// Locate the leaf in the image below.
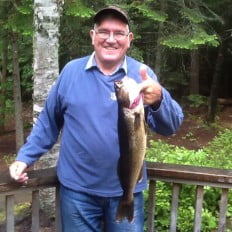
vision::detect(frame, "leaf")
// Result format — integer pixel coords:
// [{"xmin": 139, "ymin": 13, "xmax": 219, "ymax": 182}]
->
[
  {"xmin": 180, "ymin": 7, "xmax": 206, "ymax": 24},
  {"xmin": 161, "ymin": 34, "xmax": 198, "ymax": 49},
  {"xmin": 6, "ymin": 13, "xmax": 33, "ymax": 36},
  {"xmin": 191, "ymin": 31, "xmax": 219, "ymax": 47},
  {"xmin": 133, "ymin": 4, "xmax": 168, "ymax": 22},
  {"xmin": 160, "ymin": 28, "xmax": 219, "ymax": 49},
  {"xmin": 17, "ymin": 5, "xmax": 33, "ymax": 15},
  {"xmin": 64, "ymin": 0, "xmax": 94, "ymax": 18}
]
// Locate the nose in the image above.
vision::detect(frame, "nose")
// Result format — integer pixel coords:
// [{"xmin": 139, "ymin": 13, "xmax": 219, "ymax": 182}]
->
[{"xmin": 106, "ymin": 32, "xmax": 116, "ymax": 42}]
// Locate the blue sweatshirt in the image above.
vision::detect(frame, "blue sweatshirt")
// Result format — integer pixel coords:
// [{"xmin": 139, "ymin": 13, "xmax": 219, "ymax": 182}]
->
[{"xmin": 16, "ymin": 54, "xmax": 184, "ymax": 197}]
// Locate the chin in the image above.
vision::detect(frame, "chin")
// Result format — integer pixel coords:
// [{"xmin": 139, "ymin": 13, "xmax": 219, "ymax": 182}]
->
[{"xmin": 103, "ymin": 55, "xmax": 121, "ymax": 62}]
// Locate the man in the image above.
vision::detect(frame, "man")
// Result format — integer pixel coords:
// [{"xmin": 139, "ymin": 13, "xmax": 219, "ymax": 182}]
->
[{"xmin": 9, "ymin": 6, "xmax": 184, "ymax": 232}]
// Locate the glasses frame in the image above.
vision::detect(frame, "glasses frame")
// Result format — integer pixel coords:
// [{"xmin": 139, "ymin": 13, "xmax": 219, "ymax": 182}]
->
[{"xmin": 94, "ymin": 30, "xmax": 130, "ymax": 41}]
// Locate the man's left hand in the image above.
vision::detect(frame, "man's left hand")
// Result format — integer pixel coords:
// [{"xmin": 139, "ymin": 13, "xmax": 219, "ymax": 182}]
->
[{"xmin": 139, "ymin": 66, "xmax": 162, "ymax": 106}]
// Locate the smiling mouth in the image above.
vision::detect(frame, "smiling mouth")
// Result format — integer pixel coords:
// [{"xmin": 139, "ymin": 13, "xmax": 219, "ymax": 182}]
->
[{"xmin": 105, "ymin": 47, "xmax": 117, "ymax": 50}]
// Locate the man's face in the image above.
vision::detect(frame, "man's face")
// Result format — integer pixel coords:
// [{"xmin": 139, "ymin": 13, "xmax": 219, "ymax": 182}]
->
[{"xmin": 90, "ymin": 18, "xmax": 133, "ymax": 69}]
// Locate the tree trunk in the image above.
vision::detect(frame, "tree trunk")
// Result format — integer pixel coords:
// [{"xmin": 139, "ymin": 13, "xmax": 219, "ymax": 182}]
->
[
  {"xmin": 12, "ymin": 33, "xmax": 24, "ymax": 151},
  {"xmin": 207, "ymin": 1, "xmax": 232, "ymax": 123},
  {"xmin": 0, "ymin": 38, "xmax": 8, "ymax": 134},
  {"xmin": 207, "ymin": 45, "xmax": 224, "ymax": 123},
  {"xmin": 155, "ymin": 0, "xmax": 166, "ymax": 80},
  {"xmin": 189, "ymin": 49, "xmax": 199, "ymax": 94},
  {"xmin": 33, "ymin": 0, "xmax": 63, "ymax": 217}
]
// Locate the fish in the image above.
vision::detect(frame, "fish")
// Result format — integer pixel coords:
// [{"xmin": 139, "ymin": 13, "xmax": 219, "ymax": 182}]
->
[{"xmin": 114, "ymin": 76, "xmax": 147, "ymax": 222}]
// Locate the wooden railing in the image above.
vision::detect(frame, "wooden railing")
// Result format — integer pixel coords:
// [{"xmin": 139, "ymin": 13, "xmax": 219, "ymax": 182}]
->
[
  {"xmin": 1, "ymin": 162, "xmax": 232, "ymax": 231},
  {"xmin": 0, "ymin": 167, "xmax": 60, "ymax": 232}
]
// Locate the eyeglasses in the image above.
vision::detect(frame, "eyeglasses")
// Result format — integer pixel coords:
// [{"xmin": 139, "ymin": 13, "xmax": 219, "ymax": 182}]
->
[{"xmin": 94, "ymin": 30, "xmax": 130, "ymax": 40}]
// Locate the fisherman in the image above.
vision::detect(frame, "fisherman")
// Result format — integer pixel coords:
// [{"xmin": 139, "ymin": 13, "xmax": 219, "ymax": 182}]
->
[{"xmin": 9, "ymin": 5, "xmax": 184, "ymax": 232}]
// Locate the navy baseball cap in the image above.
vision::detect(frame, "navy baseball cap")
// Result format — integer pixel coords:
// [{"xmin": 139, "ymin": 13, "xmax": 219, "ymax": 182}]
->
[{"xmin": 94, "ymin": 6, "xmax": 129, "ymax": 25}]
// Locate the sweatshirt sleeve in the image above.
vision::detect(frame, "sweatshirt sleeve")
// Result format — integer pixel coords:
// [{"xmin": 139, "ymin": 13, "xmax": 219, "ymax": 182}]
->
[
  {"xmin": 145, "ymin": 87, "xmax": 184, "ymax": 135},
  {"xmin": 16, "ymin": 75, "xmax": 65, "ymax": 167}
]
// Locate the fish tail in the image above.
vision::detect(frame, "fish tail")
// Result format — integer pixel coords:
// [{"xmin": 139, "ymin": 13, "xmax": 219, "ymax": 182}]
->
[{"xmin": 116, "ymin": 199, "xmax": 134, "ymax": 223}]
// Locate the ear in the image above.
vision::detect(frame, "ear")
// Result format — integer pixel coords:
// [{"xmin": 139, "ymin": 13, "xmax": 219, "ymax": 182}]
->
[
  {"xmin": 127, "ymin": 32, "xmax": 134, "ymax": 48},
  {"xmin": 90, "ymin": 29, "xmax": 95, "ymax": 45}
]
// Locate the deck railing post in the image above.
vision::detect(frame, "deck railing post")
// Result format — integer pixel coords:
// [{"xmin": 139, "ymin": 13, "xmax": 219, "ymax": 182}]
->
[
  {"xmin": 32, "ymin": 190, "xmax": 40, "ymax": 232},
  {"xmin": 193, "ymin": 185, "xmax": 204, "ymax": 232},
  {"xmin": 218, "ymin": 188, "xmax": 229, "ymax": 232},
  {"xmin": 147, "ymin": 180, "xmax": 156, "ymax": 232},
  {"xmin": 6, "ymin": 194, "xmax": 14, "ymax": 232},
  {"xmin": 55, "ymin": 185, "xmax": 62, "ymax": 232},
  {"xmin": 170, "ymin": 183, "xmax": 180, "ymax": 232}
]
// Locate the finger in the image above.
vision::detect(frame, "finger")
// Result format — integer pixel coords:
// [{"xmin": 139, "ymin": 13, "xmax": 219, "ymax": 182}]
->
[
  {"xmin": 139, "ymin": 66, "xmax": 153, "ymax": 92},
  {"xmin": 17, "ymin": 172, "xmax": 29, "ymax": 184},
  {"xmin": 140, "ymin": 65, "xmax": 148, "ymax": 81}
]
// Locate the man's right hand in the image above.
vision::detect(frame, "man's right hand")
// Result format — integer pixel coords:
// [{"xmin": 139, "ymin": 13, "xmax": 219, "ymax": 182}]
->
[{"xmin": 9, "ymin": 161, "xmax": 28, "ymax": 184}]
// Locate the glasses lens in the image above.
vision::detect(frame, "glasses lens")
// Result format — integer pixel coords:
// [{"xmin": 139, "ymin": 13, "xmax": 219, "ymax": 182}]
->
[
  {"xmin": 98, "ymin": 31, "xmax": 109, "ymax": 39},
  {"xmin": 114, "ymin": 33, "xmax": 126, "ymax": 40}
]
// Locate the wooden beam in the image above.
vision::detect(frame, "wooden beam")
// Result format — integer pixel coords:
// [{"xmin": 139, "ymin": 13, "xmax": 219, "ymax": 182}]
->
[{"xmin": 146, "ymin": 162, "xmax": 232, "ymax": 186}]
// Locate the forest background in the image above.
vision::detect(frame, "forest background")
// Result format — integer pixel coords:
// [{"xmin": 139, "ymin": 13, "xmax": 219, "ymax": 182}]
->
[
  {"xmin": 0, "ymin": 0, "xmax": 232, "ymax": 147},
  {"xmin": 0, "ymin": 0, "xmax": 232, "ymax": 231}
]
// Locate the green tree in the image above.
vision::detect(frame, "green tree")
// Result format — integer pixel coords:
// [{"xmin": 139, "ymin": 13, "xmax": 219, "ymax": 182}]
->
[
  {"xmin": 0, "ymin": 0, "xmax": 33, "ymax": 149},
  {"xmin": 0, "ymin": 1, "xmax": 10, "ymax": 133},
  {"xmin": 59, "ymin": 0, "xmax": 102, "ymax": 68},
  {"xmin": 207, "ymin": 0, "xmax": 232, "ymax": 122}
]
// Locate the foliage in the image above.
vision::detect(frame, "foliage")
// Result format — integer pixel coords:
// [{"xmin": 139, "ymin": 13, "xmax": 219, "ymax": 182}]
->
[
  {"xmin": 0, "ymin": 0, "xmax": 33, "ymax": 130},
  {"xmin": 204, "ymin": 129, "xmax": 232, "ymax": 168},
  {"xmin": 2, "ymin": 0, "xmax": 33, "ymax": 36},
  {"xmin": 145, "ymin": 129, "xmax": 232, "ymax": 231},
  {"xmin": 161, "ymin": 69, "xmax": 188, "ymax": 95},
  {"xmin": 161, "ymin": 29, "xmax": 219, "ymax": 49},
  {"xmin": 1, "ymin": 0, "xmax": 231, "ymax": 124},
  {"xmin": 180, "ymin": 7, "xmax": 206, "ymax": 24},
  {"xmin": 185, "ymin": 94, "xmax": 208, "ymax": 108},
  {"xmin": 0, "ymin": 0, "xmax": 231, "ymax": 229},
  {"xmin": 146, "ymin": 139, "xmax": 208, "ymax": 166},
  {"xmin": 3, "ymin": 154, "xmax": 16, "ymax": 166},
  {"xmin": 131, "ymin": 3, "xmax": 168, "ymax": 22},
  {"xmin": 147, "ymin": 129, "xmax": 232, "ymax": 168},
  {"xmin": 127, "ymin": 46, "xmax": 144, "ymax": 63},
  {"xmin": 0, "ymin": 202, "xmax": 31, "ymax": 222},
  {"xmin": 156, "ymin": 1, "xmax": 221, "ymax": 50},
  {"xmin": 63, "ymin": 0, "xmax": 95, "ymax": 18},
  {"xmin": 60, "ymin": 0, "xmax": 96, "ymax": 67}
]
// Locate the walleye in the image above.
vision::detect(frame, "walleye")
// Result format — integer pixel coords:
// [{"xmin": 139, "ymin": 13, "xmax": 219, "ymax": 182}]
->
[{"xmin": 114, "ymin": 76, "xmax": 147, "ymax": 222}]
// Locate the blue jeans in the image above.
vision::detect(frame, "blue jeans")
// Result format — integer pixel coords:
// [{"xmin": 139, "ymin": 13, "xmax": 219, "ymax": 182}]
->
[{"xmin": 59, "ymin": 185, "xmax": 144, "ymax": 232}]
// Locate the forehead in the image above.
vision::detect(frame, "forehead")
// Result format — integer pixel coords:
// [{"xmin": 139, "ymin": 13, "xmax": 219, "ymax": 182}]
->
[{"xmin": 95, "ymin": 16, "xmax": 129, "ymax": 30}]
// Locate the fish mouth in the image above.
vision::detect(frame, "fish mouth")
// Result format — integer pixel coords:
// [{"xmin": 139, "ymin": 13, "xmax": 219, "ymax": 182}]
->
[
  {"xmin": 114, "ymin": 79, "xmax": 143, "ymax": 109},
  {"xmin": 114, "ymin": 80, "xmax": 123, "ymax": 89}
]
